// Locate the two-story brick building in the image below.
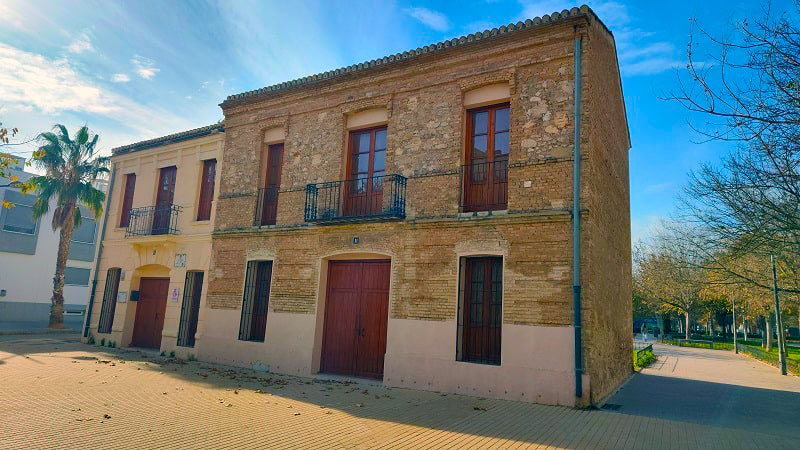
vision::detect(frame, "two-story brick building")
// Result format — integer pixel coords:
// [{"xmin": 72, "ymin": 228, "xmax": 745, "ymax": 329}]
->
[
  {"xmin": 84, "ymin": 124, "xmax": 223, "ymax": 357},
  {"xmin": 202, "ymin": 6, "xmax": 631, "ymax": 407},
  {"xmin": 85, "ymin": 5, "xmax": 631, "ymax": 407}
]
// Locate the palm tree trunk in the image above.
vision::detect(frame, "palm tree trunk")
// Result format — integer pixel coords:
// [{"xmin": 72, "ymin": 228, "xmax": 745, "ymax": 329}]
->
[{"xmin": 49, "ymin": 205, "xmax": 76, "ymax": 329}]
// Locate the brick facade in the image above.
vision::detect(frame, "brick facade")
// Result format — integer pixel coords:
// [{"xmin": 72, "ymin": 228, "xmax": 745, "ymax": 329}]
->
[{"xmin": 207, "ymin": 7, "xmax": 631, "ymax": 406}]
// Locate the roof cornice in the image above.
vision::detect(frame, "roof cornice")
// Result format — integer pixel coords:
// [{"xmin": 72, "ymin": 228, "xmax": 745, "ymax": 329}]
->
[
  {"xmin": 221, "ymin": 5, "xmax": 606, "ymax": 109},
  {"xmin": 111, "ymin": 122, "xmax": 224, "ymax": 156}
]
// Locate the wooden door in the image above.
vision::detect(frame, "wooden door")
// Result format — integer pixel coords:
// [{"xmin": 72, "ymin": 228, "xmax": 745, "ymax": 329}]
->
[
  {"xmin": 321, "ymin": 260, "xmax": 390, "ymax": 379},
  {"xmin": 353, "ymin": 261, "xmax": 390, "ymax": 378},
  {"xmin": 153, "ymin": 166, "xmax": 177, "ymax": 234},
  {"xmin": 131, "ymin": 277, "xmax": 170, "ymax": 349},
  {"xmin": 260, "ymin": 144, "xmax": 284, "ymax": 226},
  {"xmin": 345, "ymin": 127, "xmax": 386, "ymax": 217},
  {"xmin": 464, "ymin": 104, "xmax": 509, "ymax": 212}
]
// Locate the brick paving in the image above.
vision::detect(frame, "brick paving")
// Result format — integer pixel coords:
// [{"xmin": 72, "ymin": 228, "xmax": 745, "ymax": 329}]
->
[{"xmin": 1, "ymin": 337, "xmax": 797, "ymax": 449}]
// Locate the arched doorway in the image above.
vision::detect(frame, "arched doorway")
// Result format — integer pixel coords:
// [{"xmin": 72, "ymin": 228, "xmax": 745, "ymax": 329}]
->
[{"xmin": 131, "ymin": 265, "xmax": 171, "ymax": 349}]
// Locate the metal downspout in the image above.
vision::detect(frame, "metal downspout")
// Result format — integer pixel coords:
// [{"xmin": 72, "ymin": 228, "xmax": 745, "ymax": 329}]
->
[
  {"xmin": 572, "ymin": 31, "xmax": 584, "ymax": 399},
  {"xmin": 83, "ymin": 164, "xmax": 116, "ymax": 337}
]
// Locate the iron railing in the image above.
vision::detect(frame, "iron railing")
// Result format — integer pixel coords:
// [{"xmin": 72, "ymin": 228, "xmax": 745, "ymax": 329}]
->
[
  {"xmin": 634, "ymin": 343, "xmax": 654, "ymax": 367},
  {"xmin": 460, "ymin": 160, "xmax": 508, "ymax": 213},
  {"xmin": 304, "ymin": 174, "xmax": 406, "ymax": 223},
  {"xmin": 254, "ymin": 187, "xmax": 280, "ymax": 226},
  {"xmin": 125, "ymin": 204, "xmax": 182, "ymax": 237}
]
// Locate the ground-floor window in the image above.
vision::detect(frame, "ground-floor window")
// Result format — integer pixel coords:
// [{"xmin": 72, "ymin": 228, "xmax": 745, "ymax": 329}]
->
[
  {"xmin": 238, "ymin": 260, "xmax": 273, "ymax": 342},
  {"xmin": 97, "ymin": 268, "xmax": 121, "ymax": 334},
  {"xmin": 457, "ymin": 256, "xmax": 502, "ymax": 365},
  {"xmin": 177, "ymin": 271, "xmax": 204, "ymax": 347}
]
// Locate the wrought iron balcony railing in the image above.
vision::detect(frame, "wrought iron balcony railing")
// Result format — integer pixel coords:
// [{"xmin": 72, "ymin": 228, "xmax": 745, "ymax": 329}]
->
[
  {"xmin": 459, "ymin": 160, "xmax": 508, "ymax": 213},
  {"xmin": 304, "ymin": 174, "xmax": 406, "ymax": 223},
  {"xmin": 125, "ymin": 204, "xmax": 182, "ymax": 237}
]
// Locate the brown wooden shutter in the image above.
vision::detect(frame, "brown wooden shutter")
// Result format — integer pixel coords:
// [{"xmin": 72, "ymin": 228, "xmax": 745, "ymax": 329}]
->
[
  {"xmin": 119, "ymin": 174, "xmax": 136, "ymax": 227},
  {"xmin": 197, "ymin": 159, "xmax": 216, "ymax": 221}
]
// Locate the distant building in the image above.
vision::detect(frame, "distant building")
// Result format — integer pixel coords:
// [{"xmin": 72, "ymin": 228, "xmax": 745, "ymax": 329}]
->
[{"xmin": 0, "ymin": 155, "xmax": 104, "ymax": 330}]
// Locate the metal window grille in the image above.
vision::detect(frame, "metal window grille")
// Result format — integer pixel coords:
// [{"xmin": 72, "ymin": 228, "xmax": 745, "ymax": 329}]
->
[
  {"xmin": 457, "ymin": 256, "xmax": 502, "ymax": 365},
  {"xmin": 97, "ymin": 268, "xmax": 121, "ymax": 334},
  {"xmin": 238, "ymin": 261, "xmax": 273, "ymax": 342},
  {"xmin": 177, "ymin": 271, "xmax": 204, "ymax": 347}
]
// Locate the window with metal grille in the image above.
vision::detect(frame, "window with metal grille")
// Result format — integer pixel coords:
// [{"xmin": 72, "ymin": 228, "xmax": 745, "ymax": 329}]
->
[
  {"xmin": 456, "ymin": 256, "xmax": 502, "ymax": 365},
  {"xmin": 98, "ymin": 268, "xmax": 121, "ymax": 334},
  {"xmin": 238, "ymin": 261, "xmax": 272, "ymax": 342},
  {"xmin": 177, "ymin": 271, "xmax": 204, "ymax": 347}
]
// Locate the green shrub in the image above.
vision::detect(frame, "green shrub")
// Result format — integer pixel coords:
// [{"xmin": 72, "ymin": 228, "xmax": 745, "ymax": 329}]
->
[
  {"xmin": 160, "ymin": 351, "xmax": 166, "ymax": 357},
  {"xmin": 633, "ymin": 348, "xmax": 656, "ymax": 370},
  {"xmin": 87, "ymin": 334, "xmax": 95, "ymax": 345},
  {"xmin": 99, "ymin": 338, "xmax": 105, "ymax": 347},
  {"xmin": 169, "ymin": 351, "xmax": 176, "ymax": 358},
  {"xmin": 188, "ymin": 354, "xmax": 197, "ymax": 362}
]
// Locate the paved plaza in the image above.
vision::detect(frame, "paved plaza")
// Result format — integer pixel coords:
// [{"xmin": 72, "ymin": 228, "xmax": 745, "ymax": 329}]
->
[{"xmin": 1, "ymin": 336, "xmax": 798, "ymax": 449}]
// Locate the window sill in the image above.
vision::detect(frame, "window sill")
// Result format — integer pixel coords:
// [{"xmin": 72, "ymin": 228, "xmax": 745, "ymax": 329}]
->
[
  {"xmin": 457, "ymin": 209, "xmax": 509, "ymax": 218},
  {"xmin": 455, "ymin": 359, "xmax": 501, "ymax": 367}
]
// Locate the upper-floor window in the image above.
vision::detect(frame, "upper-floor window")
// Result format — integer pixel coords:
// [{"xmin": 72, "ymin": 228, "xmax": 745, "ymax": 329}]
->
[
  {"xmin": 197, "ymin": 159, "xmax": 217, "ymax": 221},
  {"xmin": 119, "ymin": 173, "xmax": 136, "ymax": 227},
  {"xmin": 462, "ymin": 104, "xmax": 509, "ymax": 212},
  {"xmin": 71, "ymin": 216, "xmax": 96, "ymax": 243},
  {"xmin": 2, "ymin": 202, "xmax": 36, "ymax": 234},
  {"xmin": 346, "ymin": 126, "xmax": 386, "ymax": 216},
  {"xmin": 257, "ymin": 144, "xmax": 284, "ymax": 226}
]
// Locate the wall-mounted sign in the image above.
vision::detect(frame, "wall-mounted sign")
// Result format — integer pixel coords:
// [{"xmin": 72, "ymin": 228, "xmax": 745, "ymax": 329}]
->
[
  {"xmin": 174, "ymin": 253, "xmax": 187, "ymax": 268},
  {"xmin": 170, "ymin": 287, "xmax": 180, "ymax": 302},
  {"xmin": 117, "ymin": 291, "xmax": 127, "ymax": 303}
]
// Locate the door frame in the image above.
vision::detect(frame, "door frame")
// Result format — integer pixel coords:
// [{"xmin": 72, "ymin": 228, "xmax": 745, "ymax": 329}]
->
[{"xmin": 319, "ymin": 258, "xmax": 391, "ymax": 379}]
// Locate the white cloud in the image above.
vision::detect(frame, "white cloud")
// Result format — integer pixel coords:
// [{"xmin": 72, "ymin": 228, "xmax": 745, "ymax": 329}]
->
[
  {"xmin": 404, "ymin": 7, "xmax": 450, "ymax": 32},
  {"xmin": 111, "ymin": 73, "xmax": 131, "ymax": 83},
  {"xmin": 67, "ymin": 32, "xmax": 93, "ymax": 54},
  {"xmin": 131, "ymin": 55, "xmax": 160, "ymax": 79},
  {"xmin": 0, "ymin": 43, "xmax": 191, "ymax": 138},
  {"xmin": 519, "ymin": 1, "xmax": 685, "ymax": 77}
]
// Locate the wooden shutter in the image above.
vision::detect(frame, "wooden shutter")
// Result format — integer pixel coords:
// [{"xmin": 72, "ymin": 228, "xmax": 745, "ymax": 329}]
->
[
  {"xmin": 119, "ymin": 174, "xmax": 136, "ymax": 227},
  {"xmin": 98, "ymin": 268, "xmax": 121, "ymax": 333},
  {"xmin": 197, "ymin": 159, "xmax": 216, "ymax": 221}
]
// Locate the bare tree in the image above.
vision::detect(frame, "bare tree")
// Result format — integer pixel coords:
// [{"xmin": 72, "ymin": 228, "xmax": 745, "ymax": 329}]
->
[{"xmin": 666, "ymin": 2, "xmax": 800, "ymax": 294}]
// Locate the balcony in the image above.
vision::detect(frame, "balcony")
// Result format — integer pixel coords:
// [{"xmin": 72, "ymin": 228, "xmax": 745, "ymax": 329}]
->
[
  {"xmin": 125, "ymin": 205, "xmax": 182, "ymax": 237},
  {"xmin": 459, "ymin": 160, "xmax": 508, "ymax": 213},
  {"xmin": 304, "ymin": 174, "xmax": 406, "ymax": 223}
]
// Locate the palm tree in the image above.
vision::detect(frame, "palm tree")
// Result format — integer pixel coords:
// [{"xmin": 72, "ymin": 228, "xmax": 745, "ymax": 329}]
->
[{"xmin": 30, "ymin": 125, "xmax": 109, "ymax": 329}]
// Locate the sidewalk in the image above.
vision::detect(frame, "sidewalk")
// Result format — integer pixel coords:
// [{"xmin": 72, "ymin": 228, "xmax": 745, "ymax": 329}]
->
[{"xmin": 1, "ymin": 337, "xmax": 796, "ymax": 449}]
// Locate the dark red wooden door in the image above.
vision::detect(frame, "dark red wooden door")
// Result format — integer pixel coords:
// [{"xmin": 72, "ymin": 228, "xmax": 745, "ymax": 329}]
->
[
  {"xmin": 132, "ymin": 277, "xmax": 170, "ymax": 349},
  {"xmin": 321, "ymin": 260, "xmax": 390, "ymax": 379},
  {"xmin": 345, "ymin": 127, "xmax": 386, "ymax": 216},
  {"xmin": 461, "ymin": 257, "xmax": 502, "ymax": 365},
  {"xmin": 260, "ymin": 144, "xmax": 284, "ymax": 225},
  {"xmin": 153, "ymin": 166, "xmax": 177, "ymax": 234}
]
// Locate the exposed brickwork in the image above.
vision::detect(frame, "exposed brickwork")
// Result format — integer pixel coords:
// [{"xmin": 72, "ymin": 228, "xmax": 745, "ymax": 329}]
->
[{"xmin": 210, "ymin": 12, "xmax": 631, "ymax": 405}]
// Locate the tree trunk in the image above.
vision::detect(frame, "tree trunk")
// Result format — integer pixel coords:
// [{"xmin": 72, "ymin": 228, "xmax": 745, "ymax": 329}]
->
[
  {"xmin": 49, "ymin": 204, "xmax": 76, "ymax": 329},
  {"xmin": 765, "ymin": 314, "xmax": 773, "ymax": 352},
  {"xmin": 685, "ymin": 311, "xmax": 690, "ymax": 340},
  {"xmin": 657, "ymin": 314, "xmax": 666, "ymax": 337}
]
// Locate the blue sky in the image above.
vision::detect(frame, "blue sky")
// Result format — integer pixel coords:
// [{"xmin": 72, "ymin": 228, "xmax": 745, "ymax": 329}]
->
[{"xmin": 0, "ymin": 0, "xmax": 791, "ymax": 242}]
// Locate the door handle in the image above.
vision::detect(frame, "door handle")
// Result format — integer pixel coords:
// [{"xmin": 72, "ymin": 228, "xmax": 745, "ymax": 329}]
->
[{"xmin": 360, "ymin": 327, "xmax": 366, "ymax": 337}]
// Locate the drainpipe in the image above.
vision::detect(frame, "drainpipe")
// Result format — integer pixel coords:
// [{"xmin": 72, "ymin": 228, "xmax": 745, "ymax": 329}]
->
[
  {"xmin": 83, "ymin": 164, "xmax": 116, "ymax": 337},
  {"xmin": 572, "ymin": 30, "xmax": 584, "ymax": 399}
]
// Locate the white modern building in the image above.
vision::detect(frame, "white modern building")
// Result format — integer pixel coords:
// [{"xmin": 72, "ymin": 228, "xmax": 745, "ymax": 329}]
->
[{"xmin": 0, "ymin": 156, "xmax": 105, "ymax": 331}]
